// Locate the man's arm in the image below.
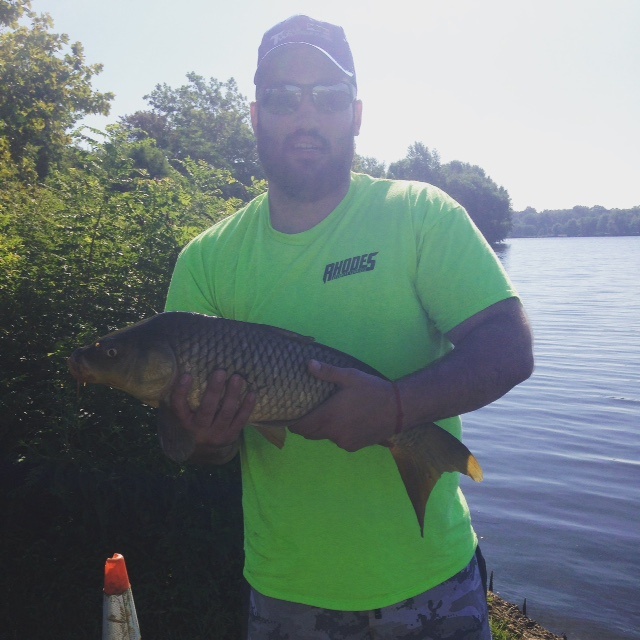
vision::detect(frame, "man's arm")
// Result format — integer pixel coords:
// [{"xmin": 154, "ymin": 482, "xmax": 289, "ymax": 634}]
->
[
  {"xmin": 401, "ymin": 296, "xmax": 534, "ymax": 425},
  {"xmin": 289, "ymin": 297, "xmax": 534, "ymax": 451}
]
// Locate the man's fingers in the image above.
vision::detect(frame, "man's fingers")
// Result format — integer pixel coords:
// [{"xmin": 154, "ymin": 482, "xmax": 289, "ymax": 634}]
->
[
  {"xmin": 170, "ymin": 373, "xmax": 194, "ymax": 423},
  {"xmin": 215, "ymin": 374, "xmax": 247, "ymax": 422},
  {"xmin": 196, "ymin": 369, "xmax": 228, "ymax": 423},
  {"xmin": 231, "ymin": 390, "xmax": 257, "ymax": 430},
  {"xmin": 291, "ymin": 362, "xmax": 363, "ymax": 440}
]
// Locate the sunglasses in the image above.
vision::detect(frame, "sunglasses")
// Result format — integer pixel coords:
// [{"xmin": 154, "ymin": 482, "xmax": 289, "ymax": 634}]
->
[{"xmin": 259, "ymin": 82, "xmax": 356, "ymax": 115}]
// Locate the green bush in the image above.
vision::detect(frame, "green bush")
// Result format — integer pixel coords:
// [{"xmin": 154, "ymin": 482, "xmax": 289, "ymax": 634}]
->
[{"xmin": 0, "ymin": 142, "xmax": 258, "ymax": 637}]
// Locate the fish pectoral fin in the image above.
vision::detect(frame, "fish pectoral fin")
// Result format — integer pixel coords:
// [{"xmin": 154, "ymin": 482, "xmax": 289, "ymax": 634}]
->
[
  {"xmin": 157, "ymin": 403, "xmax": 196, "ymax": 463},
  {"xmin": 387, "ymin": 422, "xmax": 484, "ymax": 536},
  {"xmin": 252, "ymin": 424, "xmax": 288, "ymax": 449}
]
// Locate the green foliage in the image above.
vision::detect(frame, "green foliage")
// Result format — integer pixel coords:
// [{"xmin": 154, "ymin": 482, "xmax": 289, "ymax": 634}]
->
[
  {"xmin": 489, "ymin": 618, "xmax": 513, "ymax": 640},
  {"xmin": 128, "ymin": 137, "xmax": 173, "ymax": 179},
  {"xmin": 511, "ymin": 205, "xmax": 640, "ymax": 237},
  {"xmin": 0, "ymin": 0, "xmax": 31, "ymax": 28},
  {"xmin": 0, "ymin": 2, "xmax": 113, "ymax": 178},
  {"xmin": 1, "ymin": 128, "xmax": 246, "ymax": 460},
  {"xmin": 120, "ymin": 73, "xmax": 263, "ymax": 190},
  {"xmin": 0, "ymin": 129, "xmax": 251, "ymax": 637}
]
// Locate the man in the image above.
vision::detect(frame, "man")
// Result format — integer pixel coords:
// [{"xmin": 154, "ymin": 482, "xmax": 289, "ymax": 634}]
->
[{"xmin": 165, "ymin": 15, "xmax": 533, "ymax": 640}]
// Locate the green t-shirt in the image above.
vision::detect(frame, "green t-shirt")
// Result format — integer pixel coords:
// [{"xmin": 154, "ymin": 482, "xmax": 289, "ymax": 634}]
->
[{"xmin": 165, "ymin": 172, "xmax": 517, "ymax": 610}]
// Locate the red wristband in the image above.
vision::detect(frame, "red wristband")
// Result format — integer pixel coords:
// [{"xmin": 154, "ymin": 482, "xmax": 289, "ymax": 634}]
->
[{"xmin": 391, "ymin": 382, "xmax": 404, "ymax": 434}]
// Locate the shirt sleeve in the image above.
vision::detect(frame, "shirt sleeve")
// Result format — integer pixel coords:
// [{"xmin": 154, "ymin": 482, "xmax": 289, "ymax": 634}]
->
[
  {"xmin": 414, "ymin": 195, "xmax": 518, "ymax": 335},
  {"xmin": 164, "ymin": 237, "xmax": 220, "ymax": 316}
]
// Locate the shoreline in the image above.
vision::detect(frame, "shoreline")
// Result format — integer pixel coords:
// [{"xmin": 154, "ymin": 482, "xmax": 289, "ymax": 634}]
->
[{"xmin": 489, "ymin": 592, "xmax": 566, "ymax": 640}]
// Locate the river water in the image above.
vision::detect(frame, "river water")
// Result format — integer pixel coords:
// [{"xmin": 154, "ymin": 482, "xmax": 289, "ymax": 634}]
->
[{"xmin": 462, "ymin": 236, "xmax": 640, "ymax": 640}]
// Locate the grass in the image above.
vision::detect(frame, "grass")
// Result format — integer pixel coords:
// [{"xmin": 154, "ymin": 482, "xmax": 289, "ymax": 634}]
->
[
  {"xmin": 488, "ymin": 592, "xmax": 564, "ymax": 640},
  {"xmin": 491, "ymin": 618, "xmax": 515, "ymax": 640}
]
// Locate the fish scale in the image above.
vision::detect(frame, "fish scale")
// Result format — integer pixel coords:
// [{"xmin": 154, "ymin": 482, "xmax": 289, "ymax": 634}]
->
[{"xmin": 169, "ymin": 314, "xmax": 340, "ymax": 417}]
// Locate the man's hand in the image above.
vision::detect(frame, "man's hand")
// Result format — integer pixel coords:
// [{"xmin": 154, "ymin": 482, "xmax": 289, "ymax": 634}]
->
[
  {"xmin": 289, "ymin": 360, "xmax": 397, "ymax": 452},
  {"xmin": 169, "ymin": 370, "xmax": 256, "ymax": 463}
]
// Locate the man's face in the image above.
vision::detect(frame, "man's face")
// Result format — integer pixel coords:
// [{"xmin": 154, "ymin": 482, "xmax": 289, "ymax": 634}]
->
[{"xmin": 251, "ymin": 45, "xmax": 362, "ymax": 202}]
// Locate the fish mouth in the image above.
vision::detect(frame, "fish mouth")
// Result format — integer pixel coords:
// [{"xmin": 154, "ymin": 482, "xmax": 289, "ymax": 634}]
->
[{"xmin": 67, "ymin": 352, "xmax": 95, "ymax": 384}]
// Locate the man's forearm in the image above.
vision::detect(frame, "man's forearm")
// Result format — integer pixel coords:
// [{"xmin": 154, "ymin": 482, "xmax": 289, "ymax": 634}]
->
[{"xmin": 398, "ymin": 301, "xmax": 534, "ymax": 427}]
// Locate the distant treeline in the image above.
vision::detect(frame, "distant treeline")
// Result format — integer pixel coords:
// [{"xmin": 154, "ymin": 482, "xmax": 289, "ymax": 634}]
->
[{"xmin": 511, "ymin": 205, "xmax": 640, "ymax": 238}]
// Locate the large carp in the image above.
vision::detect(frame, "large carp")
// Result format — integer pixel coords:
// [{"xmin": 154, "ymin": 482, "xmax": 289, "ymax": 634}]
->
[{"xmin": 68, "ymin": 312, "xmax": 483, "ymax": 533}]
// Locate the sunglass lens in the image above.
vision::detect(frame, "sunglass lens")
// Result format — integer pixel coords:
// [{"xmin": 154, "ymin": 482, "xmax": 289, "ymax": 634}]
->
[
  {"xmin": 313, "ymin": 85, "xmax": 353, "ymax": 112},
  {"xmin": 262, "ymin": 87, "xmax": 301, "ymax": 114}
]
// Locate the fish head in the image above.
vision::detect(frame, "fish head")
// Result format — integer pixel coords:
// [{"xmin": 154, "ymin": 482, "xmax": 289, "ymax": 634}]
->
[{"xmin": 68, "ymin": 325, "xmax": 177, "ymax": 407}]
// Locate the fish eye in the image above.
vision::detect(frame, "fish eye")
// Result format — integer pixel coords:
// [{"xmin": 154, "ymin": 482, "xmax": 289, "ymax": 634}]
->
[{"xmin": 96, "ymin": 342, "xmax": 118, "ymax": 358}]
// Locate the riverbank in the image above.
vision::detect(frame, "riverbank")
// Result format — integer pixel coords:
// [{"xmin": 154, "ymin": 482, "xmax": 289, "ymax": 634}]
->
[{"xmin": 490, "ymin": 592, "xmax": 566, "ymax": 640}]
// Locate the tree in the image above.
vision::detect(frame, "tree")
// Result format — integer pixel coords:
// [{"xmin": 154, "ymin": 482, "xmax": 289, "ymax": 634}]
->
[
  {"xmin": 579, "ymin": 216, "xmax": 598, "ymax": 236},
  {"xmin": 565, "ymin": 218, "xmax": 579, "ymax": 236},
  {"xmin": 438, "ymin": 160, "xmax": 512, "ymax": 244},
  {"xmin": 352, "ymin": 153, "xmax": 386, "ymax": 177},
  {"xmin": 120, "ymin": 73, "xmax": 262, "ymax": 189},
  {"xmin": 0, "ymin": 0, "xmax": 113, "ymax": 178},
  {"xmin": 0, "ymin": 0, "xmax": 29, "ymax": 26},
  {"xmin": 387, "ymin": 142, "xmax": 441, "ymax": 184}
]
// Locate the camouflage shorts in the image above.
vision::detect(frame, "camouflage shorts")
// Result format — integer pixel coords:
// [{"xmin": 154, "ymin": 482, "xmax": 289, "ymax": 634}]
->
[{"xmin": 247, "ymin": 549, "xmax": 491, "ymax": 639}]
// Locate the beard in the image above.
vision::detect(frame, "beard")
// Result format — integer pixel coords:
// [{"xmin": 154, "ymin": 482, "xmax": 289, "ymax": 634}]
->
[{"xmin": 256, "ymin": 121, "xmax": 355, "ymax": 203}]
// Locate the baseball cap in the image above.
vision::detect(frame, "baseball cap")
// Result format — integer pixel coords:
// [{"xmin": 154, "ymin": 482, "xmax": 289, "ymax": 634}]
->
[{"xmin": 254, "ymin": 15, "xmax": 357, "ymax": 88}]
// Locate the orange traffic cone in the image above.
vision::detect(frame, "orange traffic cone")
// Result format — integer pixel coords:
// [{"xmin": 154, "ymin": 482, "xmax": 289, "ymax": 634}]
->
[{"xmin": 102, "ymin": 553, "xmax": 141, "ymax": 640}]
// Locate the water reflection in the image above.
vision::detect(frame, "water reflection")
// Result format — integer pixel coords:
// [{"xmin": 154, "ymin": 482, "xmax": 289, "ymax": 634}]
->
[{"xmin": 491, "ymin": 241, "xmax": 511, "ymax": 272}]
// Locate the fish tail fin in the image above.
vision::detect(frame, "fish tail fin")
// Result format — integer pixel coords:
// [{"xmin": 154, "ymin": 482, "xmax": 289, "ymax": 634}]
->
[
  {"xmin": 158, "ymin": 403, "xmax": 196, "ymax": 463},
  {"xmin": 387, "ymin": 422, "xmax": 483, "ymax": 536},
  {"xmin": 466, "ymin": 452, "xmax": 484, "ymax": 483}
]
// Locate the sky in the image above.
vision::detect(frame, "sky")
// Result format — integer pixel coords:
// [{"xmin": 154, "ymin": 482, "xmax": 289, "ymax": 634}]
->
[{"xmin": 31, "ymin": 0, "xmax": 640, "ymax": 212}]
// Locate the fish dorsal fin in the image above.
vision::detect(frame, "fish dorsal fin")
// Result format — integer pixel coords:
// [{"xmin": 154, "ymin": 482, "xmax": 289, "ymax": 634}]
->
[
  {"xmin": 264, "ymin": 326, "xmax": 316, "ymax": 345},
  {"xmin": 252, "ymin": 424, "xmax": 287, "ymax": 449}
]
